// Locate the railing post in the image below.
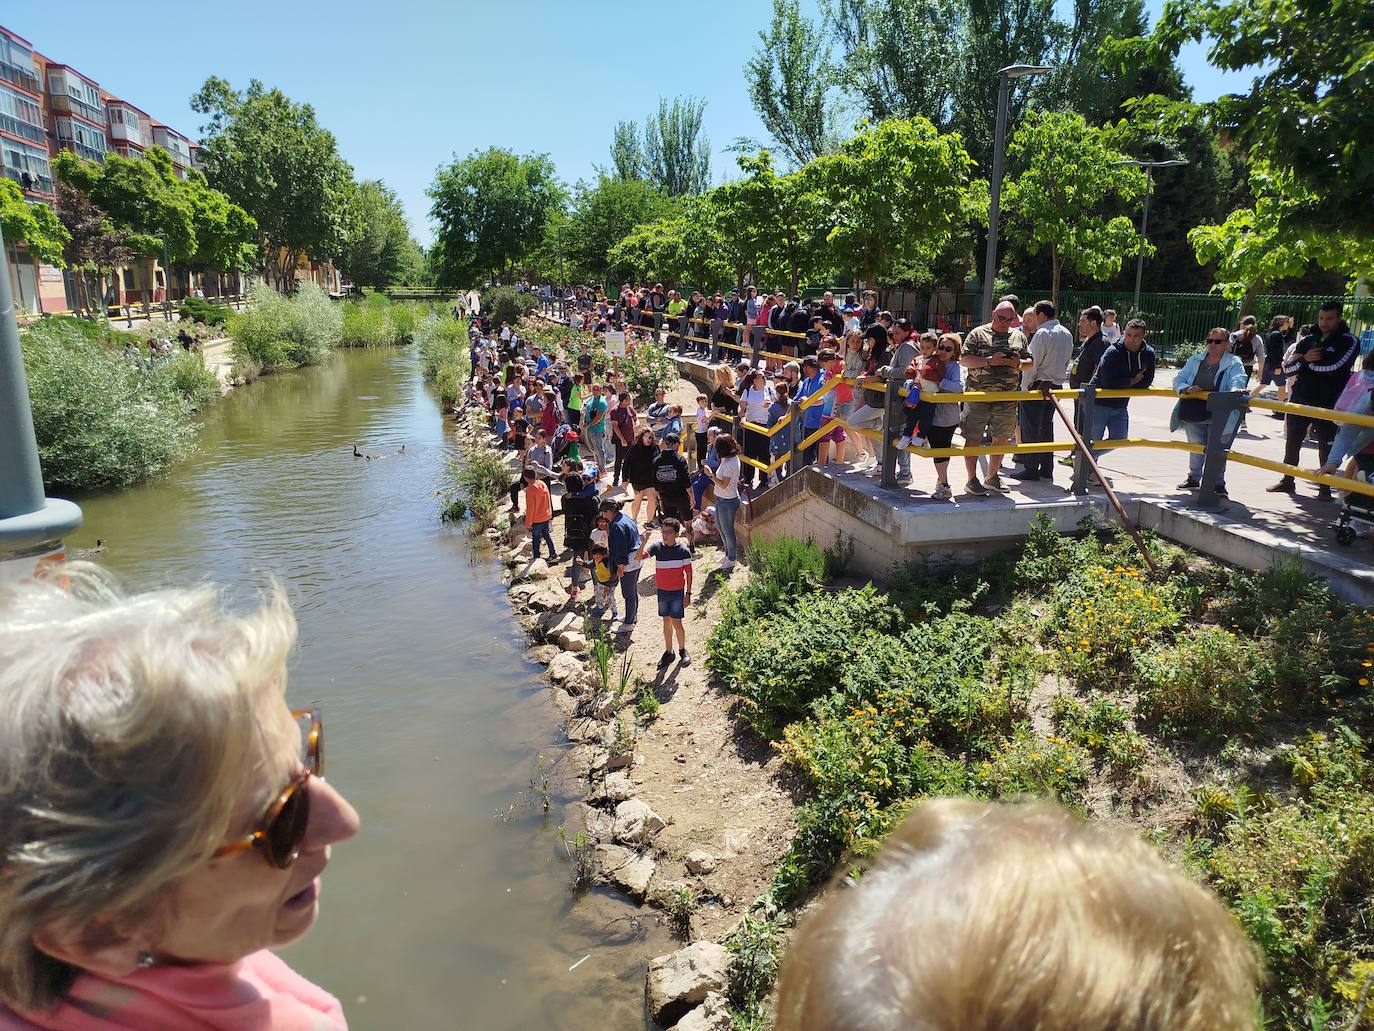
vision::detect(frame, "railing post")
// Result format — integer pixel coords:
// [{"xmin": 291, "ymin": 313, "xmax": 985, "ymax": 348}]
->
[
  {"xmin": 787, "ymin": 396, "xmax": 804, "ymax": 476},
  {"xmin": 1196, "ymin": 391, "xmax": 1248, "ymax": 511},
  {"xmin": 1072, "ymin": 386, "xmax": 1096, "ymax": 495},
  {"xmin": 749, "ymin": 324, "xmax": 764, "ymax": 368},
  {"xmin": 880, "ymin": 375, "xmax": 901, "ymax": 489},
  {"xmin": 710, "ymin": 317, "xmax": 725, "ymax": 363}
]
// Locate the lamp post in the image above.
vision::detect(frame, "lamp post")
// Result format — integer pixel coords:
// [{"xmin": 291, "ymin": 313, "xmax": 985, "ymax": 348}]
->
[
  {"xmin": 1115, "ymin": 158, "xmax": 1187, "ymax": 314},
  {"xmin": 980, "ymin": 63, "xmax": 1051, "ymax": 322},
  {"xmin": 0, "ymin": 226, "xmax": 82, "ymax": 585}
]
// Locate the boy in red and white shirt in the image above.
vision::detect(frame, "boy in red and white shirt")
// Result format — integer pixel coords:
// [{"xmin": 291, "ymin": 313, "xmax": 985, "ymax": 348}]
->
[{"xmin": 640, "ymin": 517, "xmax": 694, "ymax": 670}]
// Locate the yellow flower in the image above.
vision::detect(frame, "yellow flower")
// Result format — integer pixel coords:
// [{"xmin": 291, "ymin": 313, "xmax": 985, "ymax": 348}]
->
[{"xmin": 1360, "ymin": 679, "xmax": 1369, "ymax": 687}]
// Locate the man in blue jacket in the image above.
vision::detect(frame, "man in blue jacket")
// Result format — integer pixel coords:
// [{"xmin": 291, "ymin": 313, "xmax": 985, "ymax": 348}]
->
[
  {"xmin": 599, "ymin": 499, "xmax": 643, "ymax": 634},
  {"xmin": 1087, "ymin": 318, "xmax": 1156, "ymax": 460}
]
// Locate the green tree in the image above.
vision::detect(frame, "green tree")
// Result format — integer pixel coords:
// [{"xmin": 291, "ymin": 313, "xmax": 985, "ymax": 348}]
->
[
  {"xmin": 744, "ymin": 0, "xmax": 845, "ymax": 167},
  {"xmin": 1105, "ymin": 0, "xmax": 1374, "ymax": 237},
  {"xmin": 427, "ymin": 148, "xmax": 565, "ymax": 288},
  {"xmin": 1002, "ymin": 110, "xmax": 1147, "ymax": 305},
  {"xmin": 1189, "ymin": 163, "xmax": 1374, "ymax": 308},
  {"xmin": 339, "ymin": 180, "xmax": 414, "ymax": 289},
  {"xmin": 609, "ymin": 120, "xmax": 644, "ymax": 181},
  {"xmin": 825, "ymin": 0, "xmax": 961, "ymax": 127},
  {"xmin": 0, "ymin": 179, "xmax": 67, "ymax": 266},
  {"xmin": 191, "ymin": 77, "xmax": 355, "ymax": 291},
  {"xmin": 564, "ymin": 176, "xmax": 675, "ymax": 285},
  {"xmin": 642, "ymin": 96, "xmax": 711, "ymax": 197},
  {"xmin": 802, "ymin": 117, "xmax": 980, "ymax": 289},
  {"xmin": 716, "ymin": 152, "xmax": 828, "ymax": 295},
  {"xmin": 53, "ymin": 181, "xmax": 132, "ymax": 315},
  {"xmin": 54, "ymin": 149, "xmax": 194, "ymax": 261},
  {"xmin": 608, "ymin": 195, "xmax": 732, "ymax": 290}
]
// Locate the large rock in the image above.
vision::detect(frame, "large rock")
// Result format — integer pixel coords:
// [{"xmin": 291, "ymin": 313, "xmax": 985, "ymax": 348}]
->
[
  {"xmin": 646, "ymin": 942, "xmax": 733, "ymax": 1027},
  {"xmin": 565, "ymin": 716, "xmax": 607, "ymax": 743},
  {"xmin": 578, "ymin": 692, "xmax": 619, "ymax": 721},
  {"xmin": 527, "ymin": 644, "xmax": 560, "ymax": 665},
  {"xmin": 671, "ymin": 992, "xmax": 733, "ymax": 1031},
  {"xmin": 547, "ymin": 652, "xmax": 585, "ymax": 685},
  {"xmin": 557, "ymin": 630, "xmax": 588, "ymax": 653},
  {"xmin": 508, "ymin": 582, "xmax": 539, "ymax": 604},
  {"xmin": 512, "ymin": 558, "xmax": 551, "ymax": 582},
  {"xmin": 684, "ymin": 850, "xmax": 718, "ymax": 876},
  {"xmin": 537, "ymin": 610, "xmax": 581, "ymax": 639},
  {"xmin": 613, "ymin": 799, "xmax": 666, "ymax": 844},
  {"xmin": 593, "ymin": 843, "xmax": 656, "ymax": 901},
  {"xmin": 593, "ymin": 771, "xmax": 635, "ymax": 803},
  {"xmin": 527, "ymin": 586, "xmax": 569, "ymax": 612},
  {"xmin": 549, "ymin": 688, "xmax": 579, "ymax": 717}
]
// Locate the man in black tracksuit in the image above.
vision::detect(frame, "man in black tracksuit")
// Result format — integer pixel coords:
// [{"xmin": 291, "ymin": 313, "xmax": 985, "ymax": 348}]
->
[{"xmin": 1267, "ymin": 301, "xmax": 1359, "ymax": 500}]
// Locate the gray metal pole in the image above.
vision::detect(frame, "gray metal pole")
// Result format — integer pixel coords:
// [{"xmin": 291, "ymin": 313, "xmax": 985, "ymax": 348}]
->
[
  {"xmin": 1132, "ymin": 169, "xmax": 1152, "ymax": 315},
  {"xmin": 0, "ymin": 226, "xmax": 82, "ymax": 576},
  {"xmin": 980, "ymin": 73, "xmax": 1012, "ymax": 323}
]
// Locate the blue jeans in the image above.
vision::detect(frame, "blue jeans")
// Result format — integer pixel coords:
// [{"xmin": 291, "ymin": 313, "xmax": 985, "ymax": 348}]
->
[
  {"xmin": 1181, "ymin": 420, "xmax": 1209, "ymax": 482},
  {"xmin": 1088, "ymin": 406, "xmax": 1129, "ymax": 460},
  {"xmin": 586, "ymin": 429, "xmax": 609, "ymax": 473},
  {"xmin": 715, "ymin": 495, "xmax": 741, "ymax": 562},
  {"xmin": 619, "ymin": 566, "xmax": 640, "ymax": 625},
  {"xmin": 529, "ymin": 520, "xmax": 555, "ymax": 559}
]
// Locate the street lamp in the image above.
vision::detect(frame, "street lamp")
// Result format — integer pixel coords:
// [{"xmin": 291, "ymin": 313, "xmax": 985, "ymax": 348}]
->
[
  {"xmin": 1115, "ymin": 158, "xmax": 1188, "ymax": 313},
  {"xmin": 0, "ymin": 226, "xmax": 82, "ymax": 584},
  {"xmin": 980, "ymin": 63, "xmax": 1052, "ymax": 322}
]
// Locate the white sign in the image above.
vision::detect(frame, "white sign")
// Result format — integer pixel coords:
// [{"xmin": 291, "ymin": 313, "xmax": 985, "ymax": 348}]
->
[{"xmin": 604, "ymin": 330, "xmax": 626, "ymax": 357}]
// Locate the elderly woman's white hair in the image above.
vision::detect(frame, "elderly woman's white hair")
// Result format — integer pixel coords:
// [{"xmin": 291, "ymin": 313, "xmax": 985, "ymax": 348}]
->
[{"xmin": 0, "ymin": 564, "xmax": 296, "ymax": 1010}]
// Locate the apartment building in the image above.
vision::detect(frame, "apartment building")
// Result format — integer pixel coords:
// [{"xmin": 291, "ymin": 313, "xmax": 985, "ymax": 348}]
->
[{"xmin": 1, "ymin": 22, "xmax": 339, "ymax": 315}]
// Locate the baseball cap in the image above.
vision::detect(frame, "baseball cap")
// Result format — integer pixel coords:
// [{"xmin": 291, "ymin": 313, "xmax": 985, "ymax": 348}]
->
[{"xmin": 705, "ymin": 506, "xmax": 716, "ymax": 517}]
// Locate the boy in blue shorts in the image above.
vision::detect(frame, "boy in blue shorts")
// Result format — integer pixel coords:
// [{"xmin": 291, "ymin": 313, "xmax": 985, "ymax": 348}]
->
[{"xmin": 640, "ymin": 517, "xmax": 694, "ymax": 670}]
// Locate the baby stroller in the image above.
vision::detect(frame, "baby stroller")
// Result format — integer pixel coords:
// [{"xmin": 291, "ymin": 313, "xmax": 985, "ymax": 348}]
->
[
  {"xmin": 551, "ymin": 424, "xmax": 581, "ymax": 465},
  {"xmin": 1334, "ymin": 462, "xmax": 1374, "ymax": 545}
]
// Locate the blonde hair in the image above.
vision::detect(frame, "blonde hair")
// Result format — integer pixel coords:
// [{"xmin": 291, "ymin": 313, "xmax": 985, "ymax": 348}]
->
[
  {"xmin": 715, "ymin": 364, "xmax": 736, "ymax": 389},
  {"xmin": 0, "ymin": 565, "xmax": 297, "ymax": 1010},
  {"xmin": 774, "ymin": 799, "xmax": 1258, "ymax": 1031}
]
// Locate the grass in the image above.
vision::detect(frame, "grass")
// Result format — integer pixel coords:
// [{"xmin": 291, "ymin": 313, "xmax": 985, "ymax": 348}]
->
[
  {"xmin": 707, "ymin": 516, "xmax": 1374, "ymax": 1027},
  {"xmin": 339, "ymin": 294, "xmax": 427, "ymax": 347}
]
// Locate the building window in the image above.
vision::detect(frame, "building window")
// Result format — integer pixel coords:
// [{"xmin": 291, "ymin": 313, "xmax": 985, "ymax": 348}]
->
[
  {"xmin": 2, "ymin": 137, "xmax": 54, "ymax": 193},
  {"xmin": 0, "ymin": 83, "xmax": 45, "ymax": 144}
]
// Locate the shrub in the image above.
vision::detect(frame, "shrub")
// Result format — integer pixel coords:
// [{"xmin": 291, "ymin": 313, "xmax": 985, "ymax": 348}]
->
[
  {"xmin": 146, "ymin": 351, "xmax": 220, "ymax": 410},
  {"xmin": 746, "ymin": 535, "xmax": 828, "ymax": 598},
  {"xmin": 969, "ymin": 722, "xmax": 1090, "ymax": 806},
  {"xmin": 1050, "ymin": 692, "xmax": 1148, "ymax": 775},
  {"xmin": 1047, "ymin": 562, "xmax": 1180, "ymax": 686},
  {"xmin": 21, "ymin": 319, "xmax": 196, "ymax": 490},
  {"xmin": 1134, "ymin": 626, "xmax": 1275, "ymax": 735},
  {"xmin": 447, "ymin": 446, "xmax": 510, "ymax": 524},
  {"xmin": 481, "ymin": 286, "xmax": 529, "ymax": 327},
  {"xmin": 725, "ymin": 913, "xmax": 783, "ymax": 1027},
  {"xmin": 1204, "ymin": 725, "xmax": 1374, "ymax": 1026},
  {"xmin": 416, "ymin": 316, "xmax": 471, "ymax": 407},
  {"xmin": 177, "ymin": 296, "xmax": 228, "ymax": 327},
  {"xmin": 340, "ymin": 298, "xmax": 394, "ymax": 347},
  {"xmin": 708, "ymin": 585, "xmax": 903, "ymax": 738},
  {"xmin": 228, "ymin": 282, "xmax": 341, "ymax": 372},
  {"xmin": 619, "ymin": 339, "xmax": 678, "ymax": 399}
]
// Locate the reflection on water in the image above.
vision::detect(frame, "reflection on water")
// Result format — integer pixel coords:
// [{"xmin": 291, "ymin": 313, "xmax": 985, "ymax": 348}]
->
[{"xmin": 68, "ymin": 349, "xmax": 669, "ymax": 1029}]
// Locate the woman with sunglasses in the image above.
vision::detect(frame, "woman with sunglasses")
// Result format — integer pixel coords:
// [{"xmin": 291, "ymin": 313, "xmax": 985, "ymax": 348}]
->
[
  {"xmin": 0, "ymin": 568, "xmax": 359, "ymax": 1029},
  {"xmin": 1171, "ymin": 327, "xmax": 1250, "ymax": 496}
]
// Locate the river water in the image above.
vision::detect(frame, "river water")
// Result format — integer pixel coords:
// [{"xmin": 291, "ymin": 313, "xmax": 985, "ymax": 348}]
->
[{"xmin": 68, "ymin": 347, "xmax": 669, "ymax": 1029}]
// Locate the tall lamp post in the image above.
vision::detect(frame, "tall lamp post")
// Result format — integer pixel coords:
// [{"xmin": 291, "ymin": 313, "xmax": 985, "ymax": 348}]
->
[
  {"xmin": 0, "ymin": 226, "xmax": 82, "ymax": 585},
  {"xmin": 980, "ymin": 63, "xmax": 1051, "ymax": 322},
  {"xmin": 1115, "ymin": 158, "xmax": 1188, "ymax": 314}
]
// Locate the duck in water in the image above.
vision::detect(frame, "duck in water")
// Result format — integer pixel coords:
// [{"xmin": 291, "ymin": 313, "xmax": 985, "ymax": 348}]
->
[{"xmin": 70, "ymin": 539, "xmax": 106, "ymax": 559}]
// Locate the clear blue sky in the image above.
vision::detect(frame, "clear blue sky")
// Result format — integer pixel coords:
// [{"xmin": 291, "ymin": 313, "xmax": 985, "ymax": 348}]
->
[{"xmin": 12, "ymin": 0, "xmax": 1252, "ymax": 247}]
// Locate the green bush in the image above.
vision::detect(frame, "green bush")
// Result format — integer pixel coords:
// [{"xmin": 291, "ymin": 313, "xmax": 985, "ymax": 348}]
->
[
  {"xmin": 708, "ymin": 585, "xmax": 903, "ymax": 738},
  {"xmin": 481, "ymin": 286, "xmax": 530, "ymax": 327},
  {"xmin": 619, "ymin": 339, "xmax": 679, "ymax": 399},
  {"xmin": 1048, "ymin": 561, "xmax": 1181, "ymax": 686},
  {"xmin": 178, "ymin": 296, "xmax": 228, "ymax": 327},
  {"xmin": 416, "ymin": 316, "xmax": 471, "ymax": 407},
  {"xmin": 146, "ymin": 351, "xmax": 220, "ymax": 410},
  {"xmin": 21, "ymin": 319, "xmax": 197, "ymax": 490},
  {"xmin": 340, "ymin": 298, "xmax": 393, "ymax": 347},
  {"xmin": 449, "ymin": 446, "xmax": 510, "ymax": 524},
  {"xmin": 24, "ymin": 314, "xmax": 141, "ymax": 351},
  {"xmin": 1205, "ymin": 725, "xmax": 1374, "ymax": 1027},
  {"xmin": 746, "ymin": 536, "xmax": 828, "ymax": 598},
  {"xmin": 1135, "ymin": 626, "xmax": 1276, "ymax": 736},
  {"xmin": 228, "ymin": 282, "xmax": 341, "ymax": 372}
]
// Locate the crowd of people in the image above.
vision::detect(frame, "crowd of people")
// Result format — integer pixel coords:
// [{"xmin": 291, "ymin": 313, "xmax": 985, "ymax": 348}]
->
[{"xmin": 528, "ymin": 283, "xmax": 1364, "ymax": 502}]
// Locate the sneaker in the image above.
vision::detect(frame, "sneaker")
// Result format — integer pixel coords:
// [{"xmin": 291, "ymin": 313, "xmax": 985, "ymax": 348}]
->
[
  {"xmin": 896, "ymin": 434, "xmax": 911, "ymax": 449},
  {"xmin": 1214, "ymin": 484, "xmax": 1229, "ymax": 497},
  {"xmin": 965, "ymin": 478, "xmax": 990, "ymax": 497},
  {"xmin": 1270, "ymin": 411, "xmax": 1285, "ymax": 420},
  {"xmin": 679, "ymin": 648, "xmax": 692, "ymax": 667},
  {"xmin": 657, "ymin": 650, "xmax": 674, "ymax": 670},
  {"xmin": 1177, "ymin": 477, "xmax": 1200, "ymax": 490},
  {"xmin": 932, "ymin": 483, "xmax": 952, "ymax": 500},
  {"xmin": 986, "ymin": 474, "xmax": 1005, "ymax": 492},
  {"xmin": 718, "ymin": 558, "xmax": 736, "ymax": 571},
  {"xmin": 613, "ymin": 621, "xmax": 636, "ymax": 635},
  {"xmin": 1266, "ymin": 478, "xmax": 1296, "ymax": 494},
  {"xmin": 1318, "ymin": 485, "xmax": 1334, "ymax": 502},
  {"xmin": 1057, "ymin": 455, "xmax": 1075, "ymax": 467}
]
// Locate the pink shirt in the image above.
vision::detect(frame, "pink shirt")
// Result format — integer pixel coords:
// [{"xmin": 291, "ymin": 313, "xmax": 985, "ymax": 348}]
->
[{"xmin": 0, "ymin": 950, "xmax": 346, "ymax": 1031}]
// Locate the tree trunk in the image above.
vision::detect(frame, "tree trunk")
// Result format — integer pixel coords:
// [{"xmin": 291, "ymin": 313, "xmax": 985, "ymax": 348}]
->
[
  {"xmin": 1050, "ymin": 247, "xmax": 1061, "ymax": 311},
  {"xmin": 1239, "ymin": 279, "xmax": 1263, "ymax": 317}
]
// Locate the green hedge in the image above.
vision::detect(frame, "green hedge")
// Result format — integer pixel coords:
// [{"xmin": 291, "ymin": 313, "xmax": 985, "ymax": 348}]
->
[{"xmin": 228, "ymin": 283, "xmax": 341, "ymax": 372}]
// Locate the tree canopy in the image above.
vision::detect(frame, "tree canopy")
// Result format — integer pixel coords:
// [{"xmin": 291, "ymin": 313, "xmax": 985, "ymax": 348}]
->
[
  {"xmin": 340, "ymin": 180, "xmax": 416, "ymax": 289},
  {"xmin": 642, "ymin": 97, "xmax": 712, "ymax": 197},
  {"xmin": 427, "ymin": 147, "xmax": 564, "ymax": 288},
  {"xmin": 0, "ymin": 179, "xmax": 68, "ymax": 267},
  {"xmin": 744, "ymin": 0, "xmax": 844, "ymax": 167},
  {"xmin": 191, "ymin": 77, "xmax": 355, "ymax": 290}
]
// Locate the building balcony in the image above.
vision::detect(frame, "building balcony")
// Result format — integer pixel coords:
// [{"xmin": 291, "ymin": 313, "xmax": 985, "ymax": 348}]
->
[
  {"xmin": 108, "ymin": 121, "xmax": 143, "ymax": 147},
  {"xmin": 0, "ymin": 112, "xmax": 45, "ymax": 145},
  {"xmin": 3, "ymin": 164, "xmax": 53, "ymax": 196},
  {"xmin": 48, "ymin": 92, "xmax": 104, "ymax": 127},
  {"xmin": 0, "ymin": 58, "xmax": 39, "ymax": 94}
]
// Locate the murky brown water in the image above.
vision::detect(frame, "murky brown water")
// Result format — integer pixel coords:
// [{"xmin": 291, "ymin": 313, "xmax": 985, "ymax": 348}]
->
[{"xmin": 66, "ymin": 347, "xmax": 669, "ymax": 1030}]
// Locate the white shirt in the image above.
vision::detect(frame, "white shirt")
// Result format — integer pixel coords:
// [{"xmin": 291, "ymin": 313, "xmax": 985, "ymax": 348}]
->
[
  {"xmin": 1102, "ymin": 322, "xmax": 1123, "ymax": 344},
  {"xmin": 714, "ymin": 456, "xmax": 741, "ymax": 500},
  {"xmin": 740, "ymin": 386, "xmax": 773, "ymax": 423}
]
